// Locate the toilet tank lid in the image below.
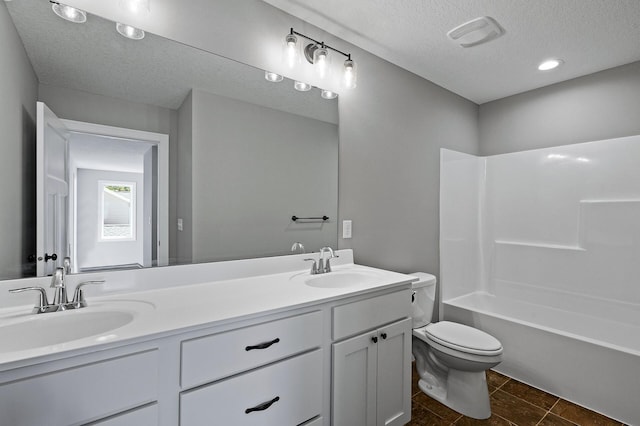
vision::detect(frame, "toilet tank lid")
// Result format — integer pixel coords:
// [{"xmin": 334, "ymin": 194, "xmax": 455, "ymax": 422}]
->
[{"xmin": 410, "ymin": 272, "xmax": 436, "ymax": 289}]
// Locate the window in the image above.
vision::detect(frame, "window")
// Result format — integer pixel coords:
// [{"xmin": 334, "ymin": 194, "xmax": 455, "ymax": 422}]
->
[{"xmin": 99, "ymin": 181, "xmax": 136, "ymax": 241}]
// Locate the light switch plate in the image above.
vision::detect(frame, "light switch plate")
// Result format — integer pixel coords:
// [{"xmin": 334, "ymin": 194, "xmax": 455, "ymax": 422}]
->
[{"xmin": 342, "ymin": 220, "xmax": 352, "ymax": 239}]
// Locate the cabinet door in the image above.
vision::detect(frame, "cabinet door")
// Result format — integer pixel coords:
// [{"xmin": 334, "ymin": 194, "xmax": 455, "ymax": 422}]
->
[
  {"xmin": 377, "ymin": 318, "xmax": 411, "ymax": 426},
  {"xmin": 332, "ymin": 331, "xmax": 378, "ymax": 426}
]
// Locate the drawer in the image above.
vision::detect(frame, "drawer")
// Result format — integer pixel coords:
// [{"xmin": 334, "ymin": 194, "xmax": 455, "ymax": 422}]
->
[
  {"xmin": 0, "ymin": 350, "xmax": 158, "ymax": 426},
  {"xmin": 300, "ymin": 416, "xmax": 323, "ymax": 425},
  {"xmin": 89, "ymin": 403, "xmax": 158, "ymax": 425},
  {"xmin": 181, "ymin": 310, "xmax": 322, "ymax": 388},
  {"xmin": 180, "ymin": 349, "xmax": 323, "ymax": 426},
  {"xmin": 333, "ymin": 289, "xmax": 411, "ymax": 340}
]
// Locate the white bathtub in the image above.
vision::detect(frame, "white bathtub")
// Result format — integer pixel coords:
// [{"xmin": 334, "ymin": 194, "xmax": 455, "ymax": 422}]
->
[{"xmin": 442, "ymin": 291, "xmax": 640, "ymax": 425}]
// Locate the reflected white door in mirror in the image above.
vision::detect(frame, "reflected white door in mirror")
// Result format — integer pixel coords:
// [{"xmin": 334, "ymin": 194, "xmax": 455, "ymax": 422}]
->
[{"xmin": 36, "ymin": 102, "xmax": 169, "ymax": 276}]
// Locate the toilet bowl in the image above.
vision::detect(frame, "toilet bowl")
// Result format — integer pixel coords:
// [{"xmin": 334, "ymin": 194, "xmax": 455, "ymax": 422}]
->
[{"xmin": 410, "ymin": 273, "xmax": 503, "ymax": 419}]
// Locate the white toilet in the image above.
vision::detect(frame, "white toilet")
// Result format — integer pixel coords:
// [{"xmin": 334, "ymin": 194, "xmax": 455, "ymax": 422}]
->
[{"xmin": 411, "ymin": 273, "xmax": 503, "ymax": 419}]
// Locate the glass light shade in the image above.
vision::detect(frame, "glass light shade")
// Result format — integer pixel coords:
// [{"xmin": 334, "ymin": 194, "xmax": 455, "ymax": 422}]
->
[
  {"xmin": 116, "ymin": 23, "xmax": 145, "ymax": 40},
  {"xmin": 321, "ymin": 89, "xmax": 337, "ymax": 100},
  {"xmin": 343, "ymin": 59, "xmax": 357, "ymax": 89},
  {"xmin": 264, "ymin": 71, "xmax": 284, "ymax": 83},
  {"xmin": 313, "ymin": 45, "xmax": 330, "ymax": 79},
  {"xmin": 294, "ymin": 81, "xmax": 312, "ymax": 92},
  {"xmin": 119, "ymin": 0, "xmax": 151, "ymax": 15},
  {"xmin": 283, "ymin": 34, "xmax": 300, "ymax": 69},
  {"xmin": 51, "ymin": 3, "xmax": 87, "ymax": 23}
]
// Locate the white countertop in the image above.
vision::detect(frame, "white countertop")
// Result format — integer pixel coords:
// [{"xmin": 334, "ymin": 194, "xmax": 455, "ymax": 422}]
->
[{"xmin": 0, "ymin": 260, "xmax": 415, "ymax": 370}]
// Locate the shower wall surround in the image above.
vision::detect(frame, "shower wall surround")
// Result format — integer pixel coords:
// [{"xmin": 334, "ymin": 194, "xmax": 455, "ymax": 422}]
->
[{"xmin": 443, "ymin": 135, "xmax": 640, "ymax": 308}]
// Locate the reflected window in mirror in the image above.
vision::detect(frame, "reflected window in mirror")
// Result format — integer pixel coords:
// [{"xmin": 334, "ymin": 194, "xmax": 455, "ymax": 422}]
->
[{"xmin": 99, "ymin": 182, "xmax": 136, "ymax": 242}]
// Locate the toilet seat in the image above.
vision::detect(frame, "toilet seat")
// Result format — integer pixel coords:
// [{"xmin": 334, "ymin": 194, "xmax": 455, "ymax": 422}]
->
[{"xmin": 423, "ymin": 321, "xmax": 503, "ymax": 356}]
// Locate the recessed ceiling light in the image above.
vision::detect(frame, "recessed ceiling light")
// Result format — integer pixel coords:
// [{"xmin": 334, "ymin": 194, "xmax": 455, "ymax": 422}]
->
[
  {"xmin": 538, "ymin": 59, "xmax": 563, "ymax": 71},
  {"xmin": 294, "ymin": 81, "xmax": 312, "ymax": 91},
  {"xmin": 320, "ymin": 89, "xmax": 337, "ymax": 100},
  {"xmin": 264, "ymin": 71, "xmax": 284, "ymax": 82},
  {"xmin": 51, "ymin": 2, "xmax": 87, "ymax": 23},
  {"xmin": 116, "ymin": 23, "xmax": 145, "ymax": 40}
]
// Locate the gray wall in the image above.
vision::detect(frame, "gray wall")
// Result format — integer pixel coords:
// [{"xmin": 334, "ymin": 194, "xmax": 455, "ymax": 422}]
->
[
  {"xmin": 187, "ymin": 89, "xmax": 339, "ymax": 263},
  {"xmin": 479, "ymin": 61, "xmax": 640, "ymax": 156},
  {"xmin": 0, "ymin": 2, "xmax": 38, "ymax": 279},
  {"xmin": 176, "ymin": 91, "xmax": 193, "ymax": 264},
  {"xmin": 337, "ymin": 57, "xmax": 479, "ymax": 275},
  {"xmin": 38, "ymin": 84, "xmax": 180, "ymax": 262}
]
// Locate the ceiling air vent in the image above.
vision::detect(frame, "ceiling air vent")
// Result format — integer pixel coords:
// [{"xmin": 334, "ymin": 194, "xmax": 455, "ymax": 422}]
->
[{"xmin": 447, "ymin": 16, "xmax": 504, "ymax": 48}]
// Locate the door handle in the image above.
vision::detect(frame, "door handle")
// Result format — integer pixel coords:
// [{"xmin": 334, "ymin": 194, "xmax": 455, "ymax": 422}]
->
[{"xmin": 44, "ymin": 253, "xmax": 58, "ymax": 262}]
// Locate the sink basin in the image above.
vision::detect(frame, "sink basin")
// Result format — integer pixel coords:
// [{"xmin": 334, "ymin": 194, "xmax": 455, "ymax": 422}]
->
[
  {"xmin": 305, "ymin": 271, "xmax": 378, "ymax": 288},
  {"xmin": 0, "ymin": 301, "xmax": 152, "ymax": 352}
]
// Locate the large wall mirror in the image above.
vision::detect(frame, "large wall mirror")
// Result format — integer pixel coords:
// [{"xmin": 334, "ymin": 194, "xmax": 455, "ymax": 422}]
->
[{"xmin": 1, "ymin": 0, "xmax": 338, "ymax": 280}]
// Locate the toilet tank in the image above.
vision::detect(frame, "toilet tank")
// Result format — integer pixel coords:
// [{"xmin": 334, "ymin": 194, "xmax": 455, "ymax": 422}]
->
[{"xmin": 410, "ymin": 272, "xmax": 437, "ymax": 328}]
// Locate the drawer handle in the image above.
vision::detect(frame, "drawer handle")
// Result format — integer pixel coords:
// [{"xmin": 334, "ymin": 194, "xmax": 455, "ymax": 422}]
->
[
  {"xmin": 371, "ymin": 336, "xmax": 378, "ymax": 343},
  {"xmin": 245, "ymin": 338, "xmax": 280, "ymax": 351},
  {"xmin": 245, "ymin": 396, "xmax": 280, "ymax": 414},
  {"xmin": 381, "ymin": 332, "xmax": 387, "ymax": 340}
]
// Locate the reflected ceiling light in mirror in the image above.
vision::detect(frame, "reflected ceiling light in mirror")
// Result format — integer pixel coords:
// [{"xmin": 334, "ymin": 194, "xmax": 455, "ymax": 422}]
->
[
  {"xmin": 321, "ymin": 89, "xmax": 337, "ymax": 100},
  {"xmin": 119, "ymin": 0, "xmax": 150, "ymax": 15},
  {"xmin": 50, "ymin": 1, "xmax": 86, "ymax": 23},
  {"xmin": 264, "ymin": 71, "xmax": 284, "ymax": 82},
  {"xmin": 294, "ymin": 81, "xmax": 312, "ymax": 92},
  {"xmin": 116, "ymin": 22, "xmax": 145, "ymax": 40},
  {"xmin": 286, "ymin": 28, "xmax": 356, "ymax": 89},
  {"xmin": 538, "ymin": 58, "xmax": 563, "ymax": 71}
]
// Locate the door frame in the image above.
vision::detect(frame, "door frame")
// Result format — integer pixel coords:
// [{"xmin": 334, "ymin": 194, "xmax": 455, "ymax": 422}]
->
[{"xmin": 62, "ymin": 119, "xmax": 169, "ymax": 267}]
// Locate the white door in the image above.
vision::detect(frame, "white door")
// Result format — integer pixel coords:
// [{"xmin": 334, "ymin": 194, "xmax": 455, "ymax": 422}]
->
[
  {"xmin": 36, "ymin": 102, "xmax": 69, "ymax": 276},
  {"xmin": 332, "ymin": 331, "xmax": 378, "ymax": 426},
  {"xmin": 376, "ymin": 319, "xmax": 412, "ymax": 426}
]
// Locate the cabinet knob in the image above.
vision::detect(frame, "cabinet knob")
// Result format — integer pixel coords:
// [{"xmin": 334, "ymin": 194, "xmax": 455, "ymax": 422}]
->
[
  {"xmin": 381, "ymin": 332, "xmax": 387, "ymax": 340},
  {"xmin": 371, "ymin": 336, "xmax": 378, "ymax": 343}
]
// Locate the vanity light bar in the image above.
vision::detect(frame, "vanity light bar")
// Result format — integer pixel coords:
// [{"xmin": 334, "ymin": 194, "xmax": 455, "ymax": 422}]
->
[{"xmin": 286, "ymin": 28, "xmax": 357, "ymax": 90}]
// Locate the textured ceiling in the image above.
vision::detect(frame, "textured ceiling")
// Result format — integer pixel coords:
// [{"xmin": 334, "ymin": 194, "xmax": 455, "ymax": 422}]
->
[
  {"xmin": 6, "ymin": 0, "xmax": 337, "ymax": 123},
  {"xmin": 263, "ymin": 0, "xmax": 640, "ymax": 104}
]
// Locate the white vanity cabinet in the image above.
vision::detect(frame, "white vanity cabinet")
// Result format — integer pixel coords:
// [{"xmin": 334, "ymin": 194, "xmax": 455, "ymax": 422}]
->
[
  {"xmin": 331, "ymin": 290, "xmax": 412, "ymax": 426},
  {"xmin": 0, "ymin": 347, "xmax": 160, "ymax": 426},
  {"xmin": 0, "ymin": 259, "xmax": 414, "ymax": 426},
  {"xmin": 179, "ymin": 310, "xmax": 324, "ymax": 426}
]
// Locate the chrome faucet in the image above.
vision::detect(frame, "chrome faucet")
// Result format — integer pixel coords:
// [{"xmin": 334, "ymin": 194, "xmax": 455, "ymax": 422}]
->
[
  {"xmin": 50, "ymin": 267, "xmax": 68, "ymax": 309},
  {"xmin": 9, "ymin": 268, "xmax": 105, "ymax": 314},
  {"xmin": 318, "ymin": 246, "xmax": 337, "ymax": 273},
  {"xmin": 291, "ymin": 242, "xmax": 306, "ymax": 254}
]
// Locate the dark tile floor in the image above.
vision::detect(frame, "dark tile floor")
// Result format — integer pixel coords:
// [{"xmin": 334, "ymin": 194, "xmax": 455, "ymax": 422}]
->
[{"xmin": 408, "ymin": 365, "xmax": 626, "ymax": 426}]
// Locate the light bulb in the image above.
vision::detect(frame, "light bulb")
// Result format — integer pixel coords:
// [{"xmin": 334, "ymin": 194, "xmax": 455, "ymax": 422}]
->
[
  {"xmin": 116, "ymin": 23, "xmax": 145, "ymax": 40},
  {"xmin": 313, "ymin": 45, "xmax": 330, "ymax": 79},
  {"xmin": 294, "ymin": 81, "xmax": 312, "ymax": 92},
  {"xmin": 321, "ymin": 89, "xmax": 337, "ymax": 100},
  {"xmin": 343, "ymin": 59, "xmax": 357, "ymax": 89},
  {"xmin": 264, "ymin": 71, "xmax": 284, "ymax": 83},
  {"xmin": 119, "ymin": 0, "xmax": 151, "ymax": 15},
  {"xmin": 284, "ymin": 34, "xmax": 299, "ymax": 69},
  {"xmin": 51, "ymin": 3, "xmax": 87, "ymax": 23}
]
